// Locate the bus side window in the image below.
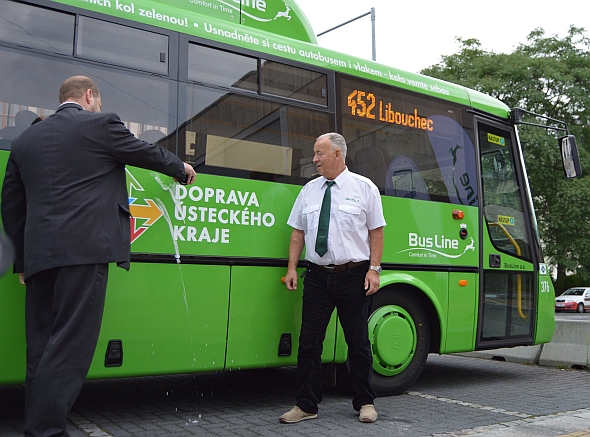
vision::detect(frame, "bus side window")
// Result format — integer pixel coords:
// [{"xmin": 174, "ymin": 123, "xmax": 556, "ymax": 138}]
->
[
  {"xmin": 138, "ymin": 130, "xmax": 166, "ymax": 144},
  {"xmin": 77, "ymin": 16, "xmax": 169, "ymax": 75},
  {"xmin": 351, "ymin": 146, "xmax": 390, "ymax": 190},
  {"xmin": 0, "ymin": 1, "xmax": 74, "ymax": 55},
  {"xmin": 385, "ymin": 155, "xmax": 431, "ymax": 200}
]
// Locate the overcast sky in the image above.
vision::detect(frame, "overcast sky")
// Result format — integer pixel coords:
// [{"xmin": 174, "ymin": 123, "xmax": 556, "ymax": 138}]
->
[{"xmin": 293, "ymin": 0, "xmax": 589, "ymax": 74}]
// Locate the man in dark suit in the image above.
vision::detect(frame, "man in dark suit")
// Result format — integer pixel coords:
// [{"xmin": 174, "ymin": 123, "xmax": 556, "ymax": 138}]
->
[{"xmin": 0, "ymin": 76, "xmax": 196, "ymax": 437}]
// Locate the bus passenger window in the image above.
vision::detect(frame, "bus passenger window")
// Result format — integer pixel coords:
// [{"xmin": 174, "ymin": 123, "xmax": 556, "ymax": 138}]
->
[
  {"xmin": 261, "ymin": 60, "xmax": 327, "ymax": 106},
  {"xmin": 76, "ymin": 16, "xmax": 169, "ymax": 75},
  {"xmin": 178, "ymin": 85, "xmax": 333, "ymax": 185},
  {"xmin": 353, "ymin": 145, "xmax": 390, "ymax": 187},
  {"xmin": 188, "ymin": 45, "xmax": 258, "ymax": 92},
  {"xmin": 0, "ymin": 1, "xmax": 74, "ymax": 55}
]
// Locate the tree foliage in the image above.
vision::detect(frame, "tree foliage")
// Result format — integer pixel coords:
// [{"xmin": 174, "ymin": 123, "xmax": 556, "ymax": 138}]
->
[{"xmin": 422, "ymin": 27, "xmax": 590, "ymax": 281}]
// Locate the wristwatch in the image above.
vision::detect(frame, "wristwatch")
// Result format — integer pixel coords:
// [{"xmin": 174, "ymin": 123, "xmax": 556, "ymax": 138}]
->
[{"xmin": 369, "ymin": 265, "xmax": 382, "ymax": 274}]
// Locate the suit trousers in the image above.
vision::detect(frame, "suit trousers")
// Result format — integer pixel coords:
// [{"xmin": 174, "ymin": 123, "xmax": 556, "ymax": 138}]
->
[
  {"xmin": 295, "ymin": 262, "xmax": 376, "ymax": 414},
  {"xmin": 24, "ymin": 263, "xmax": 109, "ymax": 437}
]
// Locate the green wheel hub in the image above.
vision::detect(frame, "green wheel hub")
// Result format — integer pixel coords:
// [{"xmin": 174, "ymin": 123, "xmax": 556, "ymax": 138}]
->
[{"xmin": 368, "ymin": 305, "xmax": 417, "ymax": 376}]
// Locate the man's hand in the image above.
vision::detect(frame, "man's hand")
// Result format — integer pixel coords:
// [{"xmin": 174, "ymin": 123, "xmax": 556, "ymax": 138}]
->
[
  {"xmin": 364, "ymin": 269, "xmax": 380, "ymax": 296},
  {"xmin": 18, "ymin": 272, "xmax": 25, "ymax": 285},
  {"xmin": 183, "ymin": 162, "xmax": 196, "ymax": 185},
  {"xmin": 284, "ymin": 229, "xmax": 305, "ymax": 291},
  {"xmin": 284, "ymin": 268, "xmax": 298, "ymax": 291}
]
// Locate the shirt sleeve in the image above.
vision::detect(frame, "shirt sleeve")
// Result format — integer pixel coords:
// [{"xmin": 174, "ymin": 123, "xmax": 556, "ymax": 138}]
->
[
  {"xmin": 287, "ymin": 187, "xmax": 305, "ymax": 230},
  {"xmin": 365, "ymin": 183, "xmax": 386, "ymax": 230}
]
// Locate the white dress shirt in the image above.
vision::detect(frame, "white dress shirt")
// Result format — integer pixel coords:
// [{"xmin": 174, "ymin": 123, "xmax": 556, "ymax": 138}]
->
[{"xmin": 287, "ymin": 167, "xmax": 386, "ymax": 265}]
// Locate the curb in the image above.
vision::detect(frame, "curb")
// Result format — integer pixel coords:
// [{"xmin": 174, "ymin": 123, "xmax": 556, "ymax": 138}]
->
[
  {"xmin": 456, "ymin": 319, "xmax": 590, "ymax": 370},
  {"xmin": 539, "ymin": 319, "xmax": 590, "ymax": 369}
]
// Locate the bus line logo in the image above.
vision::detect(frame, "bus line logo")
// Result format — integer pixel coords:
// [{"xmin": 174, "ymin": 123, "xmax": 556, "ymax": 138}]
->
[
  {"xmin": 198, "ymin": 0, "xmax": 292, "ymax": 22},
  {"xmin": 396, "ymin": 231, "xmax": 476, "ymax": 260},
  {"xmin": 127, "ymin": 170, "xmax": 163, "ymax": 243}
]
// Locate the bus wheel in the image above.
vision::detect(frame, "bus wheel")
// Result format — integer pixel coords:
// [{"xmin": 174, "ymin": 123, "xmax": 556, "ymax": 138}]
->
[{"xmin": 368, "ymin": 288, "xmax": 430, "ymax": 396}]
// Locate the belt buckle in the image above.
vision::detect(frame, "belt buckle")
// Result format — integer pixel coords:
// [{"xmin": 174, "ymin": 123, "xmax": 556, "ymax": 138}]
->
[{"xmin": 324, "ymin": 265, "xmax": 336, "ymax": 272}]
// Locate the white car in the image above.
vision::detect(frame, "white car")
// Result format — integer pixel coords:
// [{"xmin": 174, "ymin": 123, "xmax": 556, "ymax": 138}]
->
[{"xmin": 555, "ymin": 287, "xmax": 590, "ymax": 313}]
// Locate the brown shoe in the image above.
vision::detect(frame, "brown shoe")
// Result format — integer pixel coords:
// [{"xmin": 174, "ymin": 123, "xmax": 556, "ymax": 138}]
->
[
  {"xmin": 279, "ymin": 406, "xmax": 317, "ymax": 423},
  {"xmin": 359, "ymin": 404, "xmax": 378, "ymax": 423}
]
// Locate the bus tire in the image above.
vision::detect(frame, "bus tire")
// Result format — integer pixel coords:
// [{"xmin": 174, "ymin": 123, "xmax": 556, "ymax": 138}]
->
[{"xmin": 368, "ymin": 288, "xmax": 430, "ymax": 396}]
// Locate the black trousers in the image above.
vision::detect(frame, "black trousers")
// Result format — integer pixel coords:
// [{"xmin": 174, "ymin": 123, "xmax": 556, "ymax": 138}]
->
[
  {"xmin": 24, "ymin": 263, "xmax": 109, "ymax": 437},
  {"xmin": 295, "ymin": 263, "xmax": 376, "ymax": 414}
]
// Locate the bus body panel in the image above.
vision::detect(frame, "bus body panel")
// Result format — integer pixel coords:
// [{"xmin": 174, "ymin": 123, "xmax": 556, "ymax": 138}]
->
[
  {"xmin": 0, "ymin": 151, "xmax": 26, "ymax": 383},
  {"xmin": 382, "ymin": 197, "xmax": 479, "ymax": 267},
  {"xmin": 127, "ymin": 169, "xmax": 299, "ymax": 259},
  {"xmin": 535, "ymin": 274, "xmax": 556, "ymax": 345},
  {"xmin": 446, "ymin": 272, "xmax": 478, "ymax": 353},
  {"xmin": 51, "ymin": 0, "xmax": 319, "ymax": 44},
  {"xmin": 89, "ymin": 263, "xmax": 230, "ymax": 379},
  {"xmin": 378, "ymin": 271, "xmax": 448, "ymax": 349},
  {"xmin": 126, "ymin": 168, "xmax": 481, "ymax": 267},
  {"xmin": 0, "ymin": 274, "xmax": 26, "ymax": 384},
  {"xmin": 226, "ymin": 265, "xmax": 337, "ymax": 369}
]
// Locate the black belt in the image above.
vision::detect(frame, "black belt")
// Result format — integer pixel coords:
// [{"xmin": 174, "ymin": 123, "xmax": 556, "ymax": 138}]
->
[{"xmin": 309, "ymin": 261, "xmax": 368, "ymax": 274}]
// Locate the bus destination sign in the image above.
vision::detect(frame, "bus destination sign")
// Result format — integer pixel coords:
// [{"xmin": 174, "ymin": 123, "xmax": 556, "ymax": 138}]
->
[{"xmin": 347, "ymin": 89, "xmax": 434, "ymax": 131}]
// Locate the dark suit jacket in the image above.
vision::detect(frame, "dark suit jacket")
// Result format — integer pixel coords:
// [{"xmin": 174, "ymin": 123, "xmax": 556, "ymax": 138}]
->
[{"xmin": 1, "ymin": 103, "xmax": 186, "ymax": 279}]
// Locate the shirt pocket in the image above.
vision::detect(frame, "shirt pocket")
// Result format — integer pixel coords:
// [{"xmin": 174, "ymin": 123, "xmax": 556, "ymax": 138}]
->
[
  {"xmin": 302, "ymin": 204, "xmax": 320, "ymax": 232},
  {"xmin": 338, "ymin": 204, "xmax": 363, "ymax": 231}
]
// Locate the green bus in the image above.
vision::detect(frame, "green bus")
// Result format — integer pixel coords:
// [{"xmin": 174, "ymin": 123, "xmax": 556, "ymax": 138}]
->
[{"xmin": 0, "ymin": 0, "xmax": 581, "ymax": 395}]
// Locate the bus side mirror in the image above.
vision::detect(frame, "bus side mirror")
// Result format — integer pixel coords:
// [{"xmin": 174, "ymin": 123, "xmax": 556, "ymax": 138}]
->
[{"xmin": 559, "ymin": 135, "xmax": 582, "ymax": 179}]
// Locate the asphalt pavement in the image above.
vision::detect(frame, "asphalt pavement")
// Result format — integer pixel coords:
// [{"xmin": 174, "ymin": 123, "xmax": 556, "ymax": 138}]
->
[{"xmin": 1, "ymin": 312, "xmax": 589, "ymax": 437}]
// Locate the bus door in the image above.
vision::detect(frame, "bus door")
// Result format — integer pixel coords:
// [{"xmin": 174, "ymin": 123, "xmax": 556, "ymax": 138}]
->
[{"xmin": 476, "ymin": 121, "xmax": 536, "ymax": 348}]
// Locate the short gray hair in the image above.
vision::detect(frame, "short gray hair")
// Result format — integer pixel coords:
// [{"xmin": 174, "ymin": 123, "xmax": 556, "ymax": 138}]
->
[{"xmin": 317, "ymin": 132, "xmax": 347, "ymax": 160}]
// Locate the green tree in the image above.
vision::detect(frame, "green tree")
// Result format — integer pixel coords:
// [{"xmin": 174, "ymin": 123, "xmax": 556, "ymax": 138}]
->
[{"xmin": 422, "ymin": 27, "xmax": 590, "ymax": 282}]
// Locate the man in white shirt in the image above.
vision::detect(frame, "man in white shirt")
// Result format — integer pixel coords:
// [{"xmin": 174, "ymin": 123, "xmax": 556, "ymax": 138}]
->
[{"xmin": 280, "ymin": 132, "xmax": 386, "ymax": 424}]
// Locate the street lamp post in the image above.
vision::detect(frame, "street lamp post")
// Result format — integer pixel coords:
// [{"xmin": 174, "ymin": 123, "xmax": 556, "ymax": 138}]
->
[{"xmin": 316, "ymin": 7, "xmax": 376, "ymax": 62}]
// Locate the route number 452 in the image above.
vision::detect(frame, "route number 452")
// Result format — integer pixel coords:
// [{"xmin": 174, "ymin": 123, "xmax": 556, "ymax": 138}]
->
[{"xmin": 348, "ymin": 90, "xmax": 376, "ymax": 119}]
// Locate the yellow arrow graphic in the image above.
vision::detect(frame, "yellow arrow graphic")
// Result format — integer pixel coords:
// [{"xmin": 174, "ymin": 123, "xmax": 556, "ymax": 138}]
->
[{"xmin": 129, "ymin": 199, "xmax": 163, "ymax": 226}]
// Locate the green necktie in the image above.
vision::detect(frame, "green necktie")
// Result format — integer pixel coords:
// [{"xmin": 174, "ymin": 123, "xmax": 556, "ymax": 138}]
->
[{"xmin": 315, "ymin": 181, "xmax": 335, "ymax": 257}]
